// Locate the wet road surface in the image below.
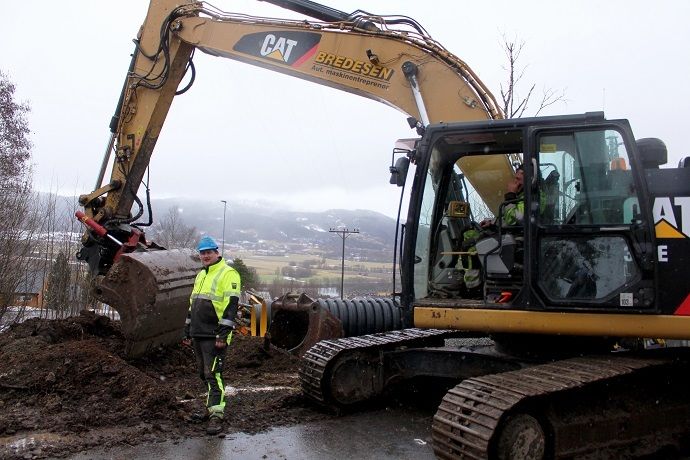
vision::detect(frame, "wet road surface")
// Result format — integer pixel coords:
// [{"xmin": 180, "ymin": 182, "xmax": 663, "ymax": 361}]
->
[{"xmin": 70, "ymin": 407, "xmax": 436, "ymax": 460}]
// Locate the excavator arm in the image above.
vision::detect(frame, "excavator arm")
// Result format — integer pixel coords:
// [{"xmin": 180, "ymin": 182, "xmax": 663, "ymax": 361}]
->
[{"xmin": 77, "ymin": 0, "xmax": 510, "ymax": 356}]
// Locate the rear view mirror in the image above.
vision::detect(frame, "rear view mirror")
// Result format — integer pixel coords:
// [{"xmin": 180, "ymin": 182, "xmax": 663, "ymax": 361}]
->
[{"xmin": 389, "ymin": 156, "xmax": 410, "ymax": 187}]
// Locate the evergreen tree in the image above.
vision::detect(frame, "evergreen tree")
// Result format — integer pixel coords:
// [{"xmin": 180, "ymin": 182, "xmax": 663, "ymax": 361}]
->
[
  {"xmin": 230, "ymin": 258, "xmax": 257, "ymax": 290},
  {"xmin": 78, "ymin": 268, "xmax": 99, "ymax": 311},
  {"xmin": 45, "ymin": 251, "xmax": 71, "ymax": 315}
]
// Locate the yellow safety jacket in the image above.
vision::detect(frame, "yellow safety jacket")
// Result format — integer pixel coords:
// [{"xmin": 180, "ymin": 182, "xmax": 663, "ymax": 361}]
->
[{"xmin": 185, "ymin": 258, "xmax": 241, "ymax": 340}]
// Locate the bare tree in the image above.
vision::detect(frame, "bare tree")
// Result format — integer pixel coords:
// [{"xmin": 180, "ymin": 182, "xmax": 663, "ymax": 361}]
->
[
  {"xmin": 499, "ymin": 34, "xmax": 566, "ymax": 118},
  {"xmin": 152, "ymin": 205, "xmax": 198, "ymax": 249},
  {"xmin": 0, "ymin": 71, "xmax": 45, "ymax": 326},
  {"xmin": 465, "ymin": 36, "xmax": 568, "ymax": 220}
]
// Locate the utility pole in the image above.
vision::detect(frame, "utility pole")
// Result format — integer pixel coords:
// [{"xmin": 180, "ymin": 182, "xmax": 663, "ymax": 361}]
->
[
  {"xmin": 220, "ymin": 200, "xmax": 227, "ymax": 259},
  {"xmin": 329, "ymin": 227, "xmax": 359, "ymax": 299}
]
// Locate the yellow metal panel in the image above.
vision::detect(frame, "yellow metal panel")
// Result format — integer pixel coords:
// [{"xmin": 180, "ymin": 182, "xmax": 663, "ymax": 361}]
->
[
  {"xmin": 250, "ymin": 303, "xmax": 257, "ymax": 336},
  {"xmin": 260, "ymin": 299, "xmax": 268, "ymax": 338},
  {"xmin": 414, "ymin": 307, "xmax": 690, "ymax": 340}
]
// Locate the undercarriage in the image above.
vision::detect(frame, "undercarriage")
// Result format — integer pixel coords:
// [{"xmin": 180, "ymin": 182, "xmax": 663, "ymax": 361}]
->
[{"xmin": 300, "ymin": 330, "xmax": 690, "ymax": 459}]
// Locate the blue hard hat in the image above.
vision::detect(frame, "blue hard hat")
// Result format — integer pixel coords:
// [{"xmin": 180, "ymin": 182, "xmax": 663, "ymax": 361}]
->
[{"xmin": 196, "ymin": 236, "xmax": 219, "ymax": 252}]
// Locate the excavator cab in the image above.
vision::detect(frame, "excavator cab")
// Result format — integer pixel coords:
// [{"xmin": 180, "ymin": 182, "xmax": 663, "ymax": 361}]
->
[
  {"xmin": 406, "ymin": 111, "xmax": 690, "ymax": 332},
  {"xmin": 397, "ymin": 112, "xmax": 690, "ymax": 458},
  {"xmin": 299, "ymin": 114, "xmax": 690, "ymax": 459}
]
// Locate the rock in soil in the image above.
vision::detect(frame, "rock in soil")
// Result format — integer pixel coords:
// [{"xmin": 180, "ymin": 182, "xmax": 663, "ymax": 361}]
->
[{"xmin": 0, "ymin": 311, "xmax": 328, "ymax": 459}]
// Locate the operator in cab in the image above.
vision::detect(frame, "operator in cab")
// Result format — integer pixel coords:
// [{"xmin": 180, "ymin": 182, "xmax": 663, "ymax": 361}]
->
[
  {"xmin": 461, "ymin": 164, "xmax": 525, "ymax": 293},
  {"xmin": 183, "ymin": 236, "xmax": 241, "ymax": 435},
  {"xmin": 480, "ymin": 163, "xmax": 525, "ymax": 229}
]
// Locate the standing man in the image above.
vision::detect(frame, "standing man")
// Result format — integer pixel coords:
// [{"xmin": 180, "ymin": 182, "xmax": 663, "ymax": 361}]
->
[{"xmin": 183, "ymin": 235, "xmax": 241, "ymax": 435}]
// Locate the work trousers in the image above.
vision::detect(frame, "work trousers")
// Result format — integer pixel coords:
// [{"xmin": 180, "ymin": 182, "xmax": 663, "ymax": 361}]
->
[{"xmin": 193, "ymin": 338, "xmax": 228, "ymax": 417}]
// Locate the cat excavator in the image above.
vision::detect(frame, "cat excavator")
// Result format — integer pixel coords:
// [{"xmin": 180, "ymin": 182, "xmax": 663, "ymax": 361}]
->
[
  {"xmin": 76, "ymin": 0, "xmax": 505, "ymax": 356},
  {"xmin": 76, "ymin": 0, "xmax": 690, "ymax": 457}
]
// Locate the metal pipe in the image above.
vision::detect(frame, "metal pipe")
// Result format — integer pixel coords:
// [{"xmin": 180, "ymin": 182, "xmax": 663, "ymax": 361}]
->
[
  {"xmin": 268, "ymin": 293, "xmax": 403, "ymax": 356},
  {"xmin": 260, "ymin": 0, "xmax": 350, "ymax": 22},
  {"xmin": 402, "ymin": 61, "xmax": 430, "ymax": 126},
  {"xmin": 95, "ymin": 132, "xmax": 116, "ymax": 190},
  {"xmin": 96, "ymin": 42, "xmax": 139, "ymax": 190},
  {"xmin": 221, "ymin": 199, "xmax": 227, "ymax": 258}
]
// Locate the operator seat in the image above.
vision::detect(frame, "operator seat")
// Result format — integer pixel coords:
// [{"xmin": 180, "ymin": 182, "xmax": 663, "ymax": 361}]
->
[
  {"xmin": 475, "ymin": 199, "xmax": 524, "ymax": 303},
  {"xmin": 540, "ymin": 170, "xmax": 560, "ymax": 224}
]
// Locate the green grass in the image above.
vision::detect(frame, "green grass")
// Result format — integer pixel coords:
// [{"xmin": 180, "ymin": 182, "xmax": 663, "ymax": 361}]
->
[{"xmin": 234, "ymin": 250, "xmax": 392, "ymax": 284}]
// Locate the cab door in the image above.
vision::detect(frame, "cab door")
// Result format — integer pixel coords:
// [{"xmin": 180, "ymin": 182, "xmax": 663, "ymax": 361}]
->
[{"xmin": 527, "ymin": 123, "xmax": 656, "ymax": 312}]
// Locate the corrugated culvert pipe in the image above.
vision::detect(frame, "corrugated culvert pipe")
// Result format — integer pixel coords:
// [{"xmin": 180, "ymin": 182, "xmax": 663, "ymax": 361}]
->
[{"xmin": 268, "ymin": 293, "xmax": 403, "ymax": 356}]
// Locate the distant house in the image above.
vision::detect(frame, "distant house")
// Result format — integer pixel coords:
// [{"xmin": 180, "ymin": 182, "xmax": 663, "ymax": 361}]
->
[{"xmin": 11, "ymin": 271, "xmax": 46, "ymax": 308}]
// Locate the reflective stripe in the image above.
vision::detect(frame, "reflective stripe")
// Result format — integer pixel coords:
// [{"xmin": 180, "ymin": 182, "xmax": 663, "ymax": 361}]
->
[
  {"xmin": 191, "ymin": 261, "xmax": 241, "ymax": 324},
  {"xmin": 211, "ymin": 356, "xmax": 226, "ymax": 410},
  {"xmin": 208, "ymin": 404, "xmax": 224, "ymax": 417},
  {"xmin": 185, "ymin": 318, "xmax": 191, "ymax": 324},
  {"xmin": 464, "ymin": 268, "xmax": 481, "ymax": 289},
  {"xmin": 209, "ymin": 269, "xmax": 226, "ymax": 300},
  {"xmin": 219, "ymin": 318, "xmax": 235, "ymax": 327},
  {"xmin": 192, "ymin": 293, "xmax": 224, "ymax": 302},
  {"xmin": 503, "ymin": 201, "xmax": 525, "ymax": 226}
]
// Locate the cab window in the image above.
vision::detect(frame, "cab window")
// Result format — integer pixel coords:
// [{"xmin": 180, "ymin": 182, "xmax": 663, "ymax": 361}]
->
[
  {"xmin": 536, "ymin": 128, "xmax": 642, "ymax": 303},
  {"xmin": 538, "ymin": 130, "xmax": 636, "ymax": 225}
]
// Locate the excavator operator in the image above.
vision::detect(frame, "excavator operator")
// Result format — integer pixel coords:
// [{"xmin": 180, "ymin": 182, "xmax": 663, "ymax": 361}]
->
[
  {"xmin": 183, "ymin": 236, "xmax": 242, "ymax": 435},
  {"xmin": 480, "ymin": 163, "xmax": 525, "ymax": 229},
  {"xmin": 460, "ymin": 164, "xmax": 525, "ymax": 294}
]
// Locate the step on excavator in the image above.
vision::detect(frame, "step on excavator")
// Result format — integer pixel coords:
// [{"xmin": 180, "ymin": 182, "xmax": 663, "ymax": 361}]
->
[{"xmin": 76, "ymin": 0, "xmax": 690, "ymax": 457}]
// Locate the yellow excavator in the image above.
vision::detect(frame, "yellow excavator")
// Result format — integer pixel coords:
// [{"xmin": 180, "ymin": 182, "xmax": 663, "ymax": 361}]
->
[
  {"xmin": 77, "ymin": 0, "xmax": 690, "ymax": 457},
  {"xmin": 75, "ymin": 0, "xmax": 506, "ymax": 356}
]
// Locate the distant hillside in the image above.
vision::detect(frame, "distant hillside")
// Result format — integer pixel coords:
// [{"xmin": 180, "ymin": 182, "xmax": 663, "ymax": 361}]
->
[
  {"xmin": 153, "ymin": 197, "xmax": 398, "ymax": 262},
  {"xmin": 52, "ymin": 194, "xmax": 399, "ymax": 262}
]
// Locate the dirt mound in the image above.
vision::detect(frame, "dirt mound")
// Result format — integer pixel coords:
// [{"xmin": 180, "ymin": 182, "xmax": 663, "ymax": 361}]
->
[{"xmin": 0, "ymin": 311, "xmax": 327, "ymax": 459}]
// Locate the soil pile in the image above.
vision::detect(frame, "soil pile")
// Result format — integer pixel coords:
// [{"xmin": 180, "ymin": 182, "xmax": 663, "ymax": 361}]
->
[{"xmin": 0, "ymin": 311, "xmax": 327, "ymax": 459}]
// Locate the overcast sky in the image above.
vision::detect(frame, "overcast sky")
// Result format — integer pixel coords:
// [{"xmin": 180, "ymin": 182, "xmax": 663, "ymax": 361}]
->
[{"xmin": 3, "ymin": 0, "xmax": 689, "ymax": 218}]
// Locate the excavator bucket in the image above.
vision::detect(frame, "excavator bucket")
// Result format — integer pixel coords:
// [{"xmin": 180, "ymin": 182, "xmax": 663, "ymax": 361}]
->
[
  {"xmin": 93, "ymin": 248, "xmax": 199, "ymax": 357},
  {"xmin": 268, "ymin": 293, "xmax": 344, "ymax": 357}
]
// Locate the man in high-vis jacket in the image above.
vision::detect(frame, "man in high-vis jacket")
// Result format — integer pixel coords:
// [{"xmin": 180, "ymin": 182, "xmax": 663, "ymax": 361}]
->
[
  {"xmin": 479, "ymin": 163, "xmax": 525, "ymax": 229},
  {"xmin": 183, "ymin": 235, "xmax": 241, "ymax": 435}
]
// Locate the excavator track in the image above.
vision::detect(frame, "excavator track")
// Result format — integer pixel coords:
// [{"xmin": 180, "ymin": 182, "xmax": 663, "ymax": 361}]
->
[
  {"xmin": 432, "ymin": 352, "xmax": 690, "ymax": 459},
  {"xmin": 300, "ymin": 328, "xmax": 456, "ymax": 410}
]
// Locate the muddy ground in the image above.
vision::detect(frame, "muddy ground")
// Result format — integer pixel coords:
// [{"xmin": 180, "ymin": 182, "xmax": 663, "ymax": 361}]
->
[{"xmin": 0, "ymin": 311, "xmax": 330, "ymax": 460}]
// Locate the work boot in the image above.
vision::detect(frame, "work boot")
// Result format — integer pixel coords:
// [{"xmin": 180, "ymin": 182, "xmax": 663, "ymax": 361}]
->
[
  {"xmin": 206, "ymin": 415, "xmax": 223, "ymax": 435},
  {"xmin": 190, "ymin": 410, "xmax": 209, "ymax": 422}
]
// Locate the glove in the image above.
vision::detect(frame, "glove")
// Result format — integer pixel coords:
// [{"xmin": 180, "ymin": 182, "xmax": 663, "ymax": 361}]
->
[
  {"xmin": 215, "ymin": 320, "xmax": 236, "ymax": 348},
  {"xmin": 215, "ymin": 336, "xmax": 228, "ymax": 349},
  {"xmin": 217, "ymin": 320, "xmax": 236, "ymax": 336},
  {"xmin": 183, "ymin": 313, "xmax": 191, "ymax": 339}
]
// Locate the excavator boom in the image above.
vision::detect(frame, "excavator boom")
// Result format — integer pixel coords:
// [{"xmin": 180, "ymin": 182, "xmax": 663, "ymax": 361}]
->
[{"xmin": 77, "ymin": 0, "xmax": 509, "ymax": 356}]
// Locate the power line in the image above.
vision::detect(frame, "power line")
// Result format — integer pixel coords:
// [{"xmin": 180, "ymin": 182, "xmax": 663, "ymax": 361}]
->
[{"xmin": 329, "ymin": 227, "xmax": 359, "ymax": 300}]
